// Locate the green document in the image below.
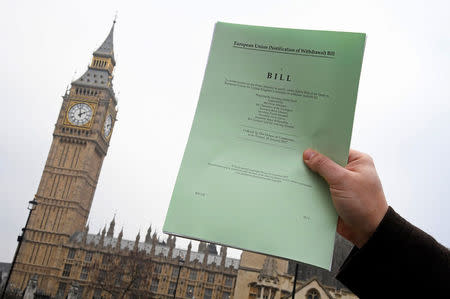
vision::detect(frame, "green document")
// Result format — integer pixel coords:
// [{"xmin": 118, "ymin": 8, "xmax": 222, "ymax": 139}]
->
[{"xmin": 164, "ymin": 22, "xmax": 365, "ymax": 270}]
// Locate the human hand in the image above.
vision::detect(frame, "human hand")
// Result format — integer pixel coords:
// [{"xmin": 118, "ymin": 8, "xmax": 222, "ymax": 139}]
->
[{"xmin": 303, "ymin": 149, "xmax": 388, "ymax": 248}]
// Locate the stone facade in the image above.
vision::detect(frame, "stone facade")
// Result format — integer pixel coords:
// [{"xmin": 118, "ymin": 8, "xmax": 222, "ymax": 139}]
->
[
  {"xmin": 52, "ymin": 221, "xmax": 238, "ymax": 298},
  {"xmin": 6, "ymin": 22, "xmax": 119, "ymax": 296},
  {"xmin": 234, "ymin": 252, "xmax": 292, "ymax": 299},
  {"xmin": 4, "ymin": 20, "xmax": 357, "ymax": 299},
  {"xmin": 3, "ymin": 21, "xmax": 241, "ymax": 299},
  {"xmin": 233, "ymin": 235, "xmax": 358, "ymax": 299}
]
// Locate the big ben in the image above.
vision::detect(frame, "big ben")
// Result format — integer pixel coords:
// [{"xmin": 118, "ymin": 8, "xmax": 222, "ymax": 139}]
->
[{"xmin": 7, "ymin": 21, "xmax": 118, "ymax": 294}]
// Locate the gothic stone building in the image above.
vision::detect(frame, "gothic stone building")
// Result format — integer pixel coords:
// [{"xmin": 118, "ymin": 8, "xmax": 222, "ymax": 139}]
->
[
  {"xmin": 234, "ymin": 235, "xmax": 358, "ymax": 299},
  {"xmin": 56, "ymin": 220, "xmax": 239, "ymax": 298},
  {"xmin": 5, "ymin": 22, "xmax": 237, "ymax": 299},
  {"xmin": 6, "ymin": 21, "xmax": 120, "ymax": 297},
  {"xmin": 5, "ymin": 21, "xmax": 356, "ymax": 299}
]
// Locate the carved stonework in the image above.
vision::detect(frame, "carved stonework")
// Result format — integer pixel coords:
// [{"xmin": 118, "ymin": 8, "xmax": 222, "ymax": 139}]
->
[
  {"xmin": 4, "ymin": 21, "xmax": 243, "ymax": 299},
  {"xmin": 258, "ymin": 257, "xmax": 279, "ymax": 283},
  {"xmin": 7, "ymin": 21, "xmax": 120, "ymax": 296}
]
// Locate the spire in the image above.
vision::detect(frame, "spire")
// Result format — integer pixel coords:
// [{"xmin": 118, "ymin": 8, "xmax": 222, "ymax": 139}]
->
[
  {"xmin": 150, "ymin": 232, "xmax": 158, "ymax": 256},
  {"xmin": 168, "ymin": 235, "xmax": 175, "ymax": 259},
  {"xmin": 145, "ymin": 225, "xmax": 152, "ymax": 244},
  {"xmin": 220, "ymin": 245, "xmax": 227, "ymax": 256},
  {"xmin": 71, "ymin": 21, "xmax": 117, "ymax": 96},
  {"xmin": 186, "ymin": 241, "xmax": 192, "ymax": 263},
  {"xmin": 116, "ymin": 227, "xmax": 123, "ymax": 251},
  {"xmin": 220, "ymin": 246, "xmax": 227, "ymax": 268},
  {"xmin": 206, "ymin": 243, "xmax": 218, "ymax": 255},
  {"xmin": 203, "ymin": 248, "xmax": 209, "ymax": 265},
  {"xmin": 136, "ymin": 231, "xmax": 141, "ymax": 242},
  {"xmin": 82, "ymin": 223, "xmax": 89, "ymax": 244},
  {"xmin": 93, "ymin": 20, "xmax": 115, "ymax": 64},
  {"xmin": 133, "ymin": 231, "xmax": 140, "ymax": 252},
  {"xmin": 107, "ymin": 215, "xmax": 115, "ymax": 238},
  {"xmin": 99, "ymin": 225, "xmax": 106, "ymax": 247},
  {"xmin": 198, "ymin": 241, "xmax": 206, "ymax": 253}
]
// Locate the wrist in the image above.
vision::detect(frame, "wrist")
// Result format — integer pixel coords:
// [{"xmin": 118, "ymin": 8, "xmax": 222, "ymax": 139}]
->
[{"xmin": 355, "ymin": 204, "xmax": 389, "ymax": 248}]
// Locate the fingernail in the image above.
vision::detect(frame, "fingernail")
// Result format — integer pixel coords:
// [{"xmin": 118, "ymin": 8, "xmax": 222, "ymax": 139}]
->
[{"xmin": 304, "ymin": 149, "xmax": 316, "ymax": 161}]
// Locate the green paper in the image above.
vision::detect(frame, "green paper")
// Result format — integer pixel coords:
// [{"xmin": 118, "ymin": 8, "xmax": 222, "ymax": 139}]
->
[{"xmin": 164, "ymin": 22, "xmax": 365, "ymax": 270}]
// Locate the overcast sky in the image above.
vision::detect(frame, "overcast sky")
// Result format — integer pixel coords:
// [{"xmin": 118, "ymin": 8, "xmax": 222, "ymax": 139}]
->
[{"xmin": 1, "ymin": 0, "xmax": 449, "ymax": 262}]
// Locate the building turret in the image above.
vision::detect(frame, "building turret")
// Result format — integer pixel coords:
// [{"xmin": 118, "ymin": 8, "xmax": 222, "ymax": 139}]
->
[
  {"xmin": 107, "ymin": 215, "xmax": 115, "ymax": 238},
  {"xmin": 168, "ymin": 235, "xmax": 175, "ymax": 259},
  {"xmin": 133, "ymin": 231, "xmax": 140, "ymax": 252},
  {"xmin": 99, "ymin": 226, "xmax": 106, "ymax": 247},
  {"xmin": 203, "ymin": 249, "xmax": 209, "ymax": 266},
  {"xmin": 198, "ymin": 241, "xmax": 206, "ymax": 253},
  {"xmin": 220, "ymin": 246, "xmax": 227, "ymax": 268},
  {"xmin": 82, "ymin": 223, "xmax": 89, "ymax": 244},
  {"xmin": 207, "ymin": 243, "xmax": 218, "ymax": 255},
  {"xmin": 186, "ymin": 241, "xmax": 192, "ymax": 263},
  {"xmin": 116, "ymin": 227, "xmax": 123, "ymax": 251},
  {"xmin": 150, "ymin": 232, "xmax": 158, "ymax": 256},
  {"xmin": 145, "ymin": 225, "xmax": 152, "ymax": 244}
]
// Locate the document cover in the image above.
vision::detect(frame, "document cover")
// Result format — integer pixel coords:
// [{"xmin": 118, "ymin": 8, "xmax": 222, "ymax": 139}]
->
[{"xmin": 164, "ymin": 22, "xmax": 366, "ymax": 269}]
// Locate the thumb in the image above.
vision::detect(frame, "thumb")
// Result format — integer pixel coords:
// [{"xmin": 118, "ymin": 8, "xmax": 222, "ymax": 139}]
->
[{"xmin": 303, "ymin": 148, "xmax": 348, "ymax": 185}]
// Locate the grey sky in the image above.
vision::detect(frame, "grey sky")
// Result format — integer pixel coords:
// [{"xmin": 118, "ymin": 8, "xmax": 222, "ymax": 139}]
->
[{"xmin": 1, "ymin": 0, "xmax": 449, "ymax": 262}]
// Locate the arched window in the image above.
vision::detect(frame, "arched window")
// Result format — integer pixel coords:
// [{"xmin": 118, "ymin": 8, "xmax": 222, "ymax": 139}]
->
[{"xmin": 306, "ymin": 288, "xmax": 320, "ymax": 299}]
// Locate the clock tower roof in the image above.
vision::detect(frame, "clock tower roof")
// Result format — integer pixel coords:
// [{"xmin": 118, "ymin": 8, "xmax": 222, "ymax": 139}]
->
[
  {"xmin": 71, "ymin": 21, "xmax": 117, "ymax": 103},
  {"xmin": 93, "ymin": 21, "xmax": 116, "ymax": 65}
]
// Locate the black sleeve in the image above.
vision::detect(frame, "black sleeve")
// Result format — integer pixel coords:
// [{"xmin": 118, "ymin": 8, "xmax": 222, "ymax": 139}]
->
[{"xmin": 336, "ymin": 207, "xmax": 450, "ymax": 298}]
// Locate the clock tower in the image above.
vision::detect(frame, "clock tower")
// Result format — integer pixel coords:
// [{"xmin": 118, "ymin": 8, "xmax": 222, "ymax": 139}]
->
[{"xmin": 8, "ymin": 22, "xmax": 118, "ymax": 293}]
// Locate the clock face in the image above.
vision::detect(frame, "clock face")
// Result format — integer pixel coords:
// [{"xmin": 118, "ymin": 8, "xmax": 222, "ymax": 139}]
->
[
  {"xmin": 68, "ymin": 103, "xmax": 93, "ymax": 126},
  {"xmin": 103, "ymin": 114, "xmax": 113, "ymax": 137}
]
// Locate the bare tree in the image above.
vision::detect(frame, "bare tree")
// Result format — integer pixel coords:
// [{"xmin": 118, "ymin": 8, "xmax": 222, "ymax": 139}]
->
[{"xmin": 90, "ymin": 251, "xmax": 155, "ymax": 299}]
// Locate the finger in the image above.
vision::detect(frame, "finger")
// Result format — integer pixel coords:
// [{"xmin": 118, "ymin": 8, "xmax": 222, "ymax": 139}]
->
[{"xmin": 303, "ymin": 149, "xmax": 348, "ymax": 185}]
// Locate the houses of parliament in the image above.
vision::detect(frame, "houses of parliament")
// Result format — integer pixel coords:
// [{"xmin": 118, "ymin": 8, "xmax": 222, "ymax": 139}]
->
[{"xmin": 2, "ymin": 21, "xmax": 357, "ymax": 299}]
